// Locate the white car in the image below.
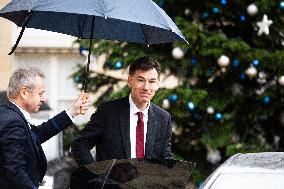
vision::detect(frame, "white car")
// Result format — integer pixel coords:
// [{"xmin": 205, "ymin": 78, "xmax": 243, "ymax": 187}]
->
[{"xmin": 201, "ymin": 152, "xmax": 284, "ymax": 189}]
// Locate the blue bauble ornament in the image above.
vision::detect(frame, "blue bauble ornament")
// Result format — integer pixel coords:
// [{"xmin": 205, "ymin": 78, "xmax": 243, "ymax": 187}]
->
[
  {"xmin": 240, "ymin": 73, "xmax": 247, "ymax": 80},
  {"xmin": 201, "ymin": 12, "xmax": 209, "ymax": 19},
  {"xmin": 75, "ymin": 76, "xmax": 80, "ymax": 82},
  {"xmin": 196, "ymin": 181, "xmax": 203, "ymax": 188},
  {"xmin": 212, "ymin": 7, "xmax": 219, "ymax": 14},
  {"xmin": 114, "ymin": 61, "xmax": 123, "ymax": 69},
  {"xmin": 79, "ymin": 46, "xmax": 89, "ymax": 56},
  {"xmin": 215, "ymin": 112, "xmax": 223, "ymax": 121},
  {"xmin": 262, "ymin": 96, "xmax": 271, "ymax": 105},
  {"xmin": 191, "ymin": 57, "xmax": 197, "ymax": 65},
  {"xmin": 280, "ymin": 2, "xmax": 284, "ymax": 10},
  {"xmin": 192, "ymin": 112, "xmax": 202, "ymax": 120},
  {"xmin": 252, "ymin": 59, "xmax": 260, "ymax": 67},
  {"xmin": 106, "ymin": 62, "xmax": 112, "ymax": 69},
  {"xmin": 221, "ymin": 0, "xmax": 227, "ymax": 6},
  {"xmin": 207, "ymin": 69, "xmax": 213, "ymax": 77},
  {"xmin": 168, "ymin": 94, "xmax": 178, "ymax": 103},
  {"xmin": 240, "ymin": 15, "xmax": 246, "ymax": 22},
  {"xmin": 187, "ymin": 101, "xmax": 195, "ymax": 111},
  {"xmin": 231, "ymin": 59, "xmax": 240, "ymax": 67},
  {"xmin": 158, "ymin": 0, "xmax": 164, "ymax": 7}
]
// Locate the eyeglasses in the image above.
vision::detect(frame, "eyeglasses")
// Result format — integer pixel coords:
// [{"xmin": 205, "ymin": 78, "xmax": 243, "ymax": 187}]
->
[{"xmin": 134, "ymin": 77, "xmax": 159, "ymax": 89}]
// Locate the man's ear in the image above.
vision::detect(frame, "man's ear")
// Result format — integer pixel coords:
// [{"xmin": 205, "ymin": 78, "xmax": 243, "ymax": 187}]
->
[
  {"xmin": 127, "ymin": 75, "xmax": 132, "ymax": 88},
  {"xmin": 157, "ymin": 78, "xmax": 160, "ymax": 87},
  {"xmin": 19, "ymin": 86, "xmax": 29, "ymax": 99},
  {"xmin": 155, "ymin": 78, "xmax": 160, "ymax": 91}
]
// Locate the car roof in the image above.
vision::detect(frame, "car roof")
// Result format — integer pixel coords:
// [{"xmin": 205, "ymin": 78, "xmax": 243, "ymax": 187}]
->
[{"xmin": 201, "ymin": 152, "xmax": 284, "ymax": 189}]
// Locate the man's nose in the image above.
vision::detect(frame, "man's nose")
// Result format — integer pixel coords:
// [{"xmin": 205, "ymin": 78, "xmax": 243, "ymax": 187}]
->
[
  {"xmin": 142, "ymin": 82, "xmax": 150, "ymax": 89},
  {"xmin": 41, "ymin": 96, "xmax": 45, "ymax": 103}
]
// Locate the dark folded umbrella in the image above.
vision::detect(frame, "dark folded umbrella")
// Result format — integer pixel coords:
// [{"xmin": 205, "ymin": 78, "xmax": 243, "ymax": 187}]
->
[{"xmin": 70, "ymin": 158, "xmax": 195, "ymax": 189}]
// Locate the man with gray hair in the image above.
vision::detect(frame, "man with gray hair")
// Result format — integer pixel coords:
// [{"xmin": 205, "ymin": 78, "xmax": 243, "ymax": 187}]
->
[{"xmin": 0, "ymin": 67, "xmax": 89, "ymax": 189}]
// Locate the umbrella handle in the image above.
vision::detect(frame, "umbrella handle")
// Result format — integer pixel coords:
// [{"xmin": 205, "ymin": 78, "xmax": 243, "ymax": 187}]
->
[{"xmin": 80, "ymin": 91, "xmax": 89, "ymax": 115}]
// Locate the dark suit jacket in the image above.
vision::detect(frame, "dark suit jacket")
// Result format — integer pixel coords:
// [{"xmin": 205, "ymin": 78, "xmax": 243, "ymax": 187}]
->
[
  {"xmin": 71, "ymin": 96, "xmax": 172, "ymax": 166},
  {"xmin": 0, "ymin": 101, "xmax": 73, "ymax": 189}
]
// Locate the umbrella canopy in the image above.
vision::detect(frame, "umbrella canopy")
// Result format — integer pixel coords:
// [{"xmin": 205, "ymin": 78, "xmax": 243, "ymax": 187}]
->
[
  {"xmin": 0, "ymin": 0, "xmax": 187, "ymax": 44},
  {"xmin": 0, "ymin": 0, "xmax": 187, "ymax": 95}
]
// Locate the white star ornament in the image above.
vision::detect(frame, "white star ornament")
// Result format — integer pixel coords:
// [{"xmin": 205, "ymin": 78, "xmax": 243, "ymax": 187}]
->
[{"xmin": 256, "ymin": 14, "xmax": 273, "ymax": 36}]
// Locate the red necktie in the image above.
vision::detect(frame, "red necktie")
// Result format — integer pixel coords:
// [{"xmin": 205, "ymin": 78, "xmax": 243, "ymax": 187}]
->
[{"xmin": 136, "ymin": 112, "xmax": 144, "ymax": 158}]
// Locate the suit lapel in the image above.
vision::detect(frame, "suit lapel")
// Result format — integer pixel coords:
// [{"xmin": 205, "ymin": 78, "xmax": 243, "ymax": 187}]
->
[
  {"xmin": 119, "ymin": 97, "xmax": 131, "ymax": 158},
  {"xmin": 145, "ymin": 104, "xmax": 157, "ymax": 157}
]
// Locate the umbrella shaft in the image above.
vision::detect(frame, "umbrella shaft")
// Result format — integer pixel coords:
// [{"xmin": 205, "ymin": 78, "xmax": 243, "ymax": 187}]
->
[{"xmin": 84, "ymin": 16, "xmax": 96, "ymax": 92}]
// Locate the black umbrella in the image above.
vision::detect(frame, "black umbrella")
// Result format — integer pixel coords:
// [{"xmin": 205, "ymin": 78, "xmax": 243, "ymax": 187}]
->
[
  {"xmin": 0, "ymin": 0, "xmax": 187, "ymax": 92},
  {"xmin": 70, "ymin": 158, "xmax": 195, "ymax": 189}
]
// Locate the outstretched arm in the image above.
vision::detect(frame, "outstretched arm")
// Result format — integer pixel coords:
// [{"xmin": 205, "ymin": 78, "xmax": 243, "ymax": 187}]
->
[{"xmin": 33, "ymin": 91, "xmax": 90, "ymax": 143}]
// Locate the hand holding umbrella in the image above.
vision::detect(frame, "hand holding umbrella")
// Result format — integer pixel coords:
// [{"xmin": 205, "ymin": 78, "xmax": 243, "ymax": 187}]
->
[{"xmin": 68, "ymin": 91, "xmax": 90, "ymax": 117}]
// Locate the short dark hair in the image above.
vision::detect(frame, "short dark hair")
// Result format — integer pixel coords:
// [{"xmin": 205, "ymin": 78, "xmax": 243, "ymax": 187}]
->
[{"xmin": 129, "ymin": 56, "xmax": 161, "ymax": 77}]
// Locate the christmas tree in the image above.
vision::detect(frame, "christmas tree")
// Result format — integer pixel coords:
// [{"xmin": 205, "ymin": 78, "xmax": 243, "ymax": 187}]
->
[{"xmin": 71, "ymin": 0, "xmax": 284, "ymax": 185}]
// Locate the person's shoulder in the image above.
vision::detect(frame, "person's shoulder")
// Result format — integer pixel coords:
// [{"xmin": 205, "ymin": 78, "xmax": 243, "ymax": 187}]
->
[
  {"xmin": 100, "ymin": 96, "xmax": 128, "ymax": 107},
  {"xmin": 0, "ymin": 103, "xmax": 24, "ymax": 125},
  {"xmin": 150, "ymin": 102, "xmax": 170, "ymax": 116},
  {"xmin": 0, "ymin": 102, "xmax": 16, "ymax": 116}
]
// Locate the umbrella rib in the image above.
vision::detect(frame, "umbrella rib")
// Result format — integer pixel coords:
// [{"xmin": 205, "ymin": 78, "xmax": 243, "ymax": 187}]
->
[
  {"xmin": 139, "ymin": 24, "xmax": 149, "ymax": 46},
  {"xmin": 8, "ymin": 11, "xmax": 33, "ymax": 55},
  {"xmin": 100, "ymin": 159, "xmax": 117, "ymax": 189}
]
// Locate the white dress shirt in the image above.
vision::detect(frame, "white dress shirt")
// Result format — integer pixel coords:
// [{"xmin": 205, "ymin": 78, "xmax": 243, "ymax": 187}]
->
[
  {"xmin": 129, "ymin": 94, "xmax": 150, "ymax": 158},
  {"xmin": 10, "ymin": 100, "xmax": 32, "ymax": 128}
]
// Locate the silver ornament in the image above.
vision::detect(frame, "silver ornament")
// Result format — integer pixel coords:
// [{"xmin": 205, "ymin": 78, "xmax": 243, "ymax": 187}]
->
[
  {"xmin": 217, "ymin": 55, "xmax": 230, "ymax": 67},
  {"xmin": 207, "ymin": 107, "xmax": 215, "ymax": 114},
  {"xmin": 162, "ymin": 99, "xmax": 170, "ymax": 109},
  {"xmin": 184, "ymin": 8, "xmax": 190, "ymax": 16},
  {"xmin": 245, "ymin": 66, "xmax": 257, "ymax": 79},
  {"xmin": 247, "ymin": 4, "xmax": 258, "ymax": 16},
  {"xmin": 172, "ymin": 47, "xmax": 184, "ymax": 60},
  {"xmin": 278, "ymin": 76, "xmax": 284, "ymax": 86},
  {"xmin": 206, "ymin": 149, "xmax": 221, "ymax": 164}
]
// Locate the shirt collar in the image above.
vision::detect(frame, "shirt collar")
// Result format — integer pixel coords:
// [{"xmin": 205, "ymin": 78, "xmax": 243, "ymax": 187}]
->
[
  {"xmin": 9, "ymin": 100, "xmax": 32, "ymax": 122},
  {"xmin": 129, "ymin": 94, "xmax": 150, "ymax": 118}
]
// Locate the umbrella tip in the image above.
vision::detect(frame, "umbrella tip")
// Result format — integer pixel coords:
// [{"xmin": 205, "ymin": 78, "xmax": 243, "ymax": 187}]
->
[{"xmin": 182, "ymin": 37, "xmax": 189, "ymax": 45}]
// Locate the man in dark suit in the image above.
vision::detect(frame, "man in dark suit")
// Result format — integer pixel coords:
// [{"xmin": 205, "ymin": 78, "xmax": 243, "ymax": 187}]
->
[
  {"xmin": 0, "ymin": 67, "xmax": 89, "ymax": 189},
  {"xmin": 71, "ymin": 56, "xmax": 172, "ymax": 166}
]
